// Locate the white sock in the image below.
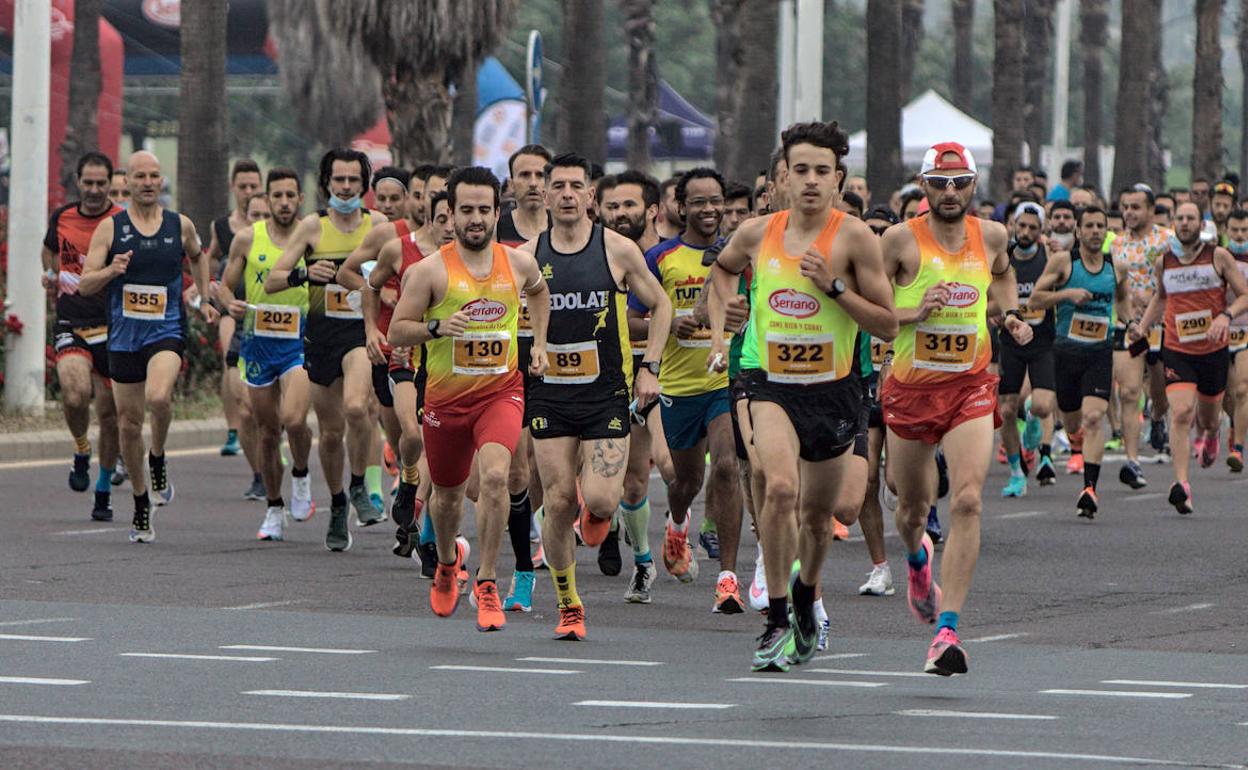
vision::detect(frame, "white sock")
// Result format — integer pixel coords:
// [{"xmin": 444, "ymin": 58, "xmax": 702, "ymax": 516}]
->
[{"xmin": 813, "ymin": 598, "xmax": 828, "ymax": 625}]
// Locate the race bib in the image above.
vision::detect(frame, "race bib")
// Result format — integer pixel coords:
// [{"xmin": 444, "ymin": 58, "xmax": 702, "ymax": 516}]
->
[
  {"xmin": 517, "ymin": 294, "xmax": 533, "ymax": 339},
  {"xmin": 253, "ymin": 304, "xmax": 301, "ymax": 340},
  {"xmin": 675, "ymin": 308, "xmax": 714, "ymax": 349},
  {"xmin": 452, "ymin": 330, "xmax": 511, "ymax": 376},
  {"xmin": 325, "ymin": 283, "xmax": 362, "ymax": 320},
  {"xmin": 1175, "ymin": 309, "xmax": 1212, "ymax": 344},
  {"xmin": 74, "ymin": 325, "xmax": 108, "ymax": 345},
  {"xmin": 1230, "ymin": 325, "xmax": 1248, "ymax": 352},
  {"xmin": 870, "ymin": 336, "xmax": 892, "ymax": 372},
  {"xmin": 121, "ymin": 284, "xmax": 167, "ymax": 321},
  {"xmin": 913, "ymin": 323, "xmax": 977, "ymax": 372},
  {"xmin": 543, "ymin": 340, "xmax": 600, "ymax": 384},
  {"xmin": 1020, "ymin": 301, "xmax": 1047, "ymax": 325},
  {"xmin": 1148, "ymin": 325, "xmax": 1163, "ymax": 353},
  {"xmin": 1068, "ymin": 312, "xmax": 1109, "ymax": 343},
  {"xmin": 765, "ymin": 332, "xmax": 835, "ymax": 384}
]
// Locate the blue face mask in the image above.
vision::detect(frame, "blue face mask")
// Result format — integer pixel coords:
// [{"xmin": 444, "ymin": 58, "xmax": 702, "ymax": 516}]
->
[
  {"xmin": 1167, "ymin": 234, "xmax": 1184, "ymax": 255},
  {"xmin": 1229, "ymin": 239, "xmax": 1248, "ymax": 256},
  {"xmin": 1014, "ymin": 240, "xmax": 1038, "ymax": 257},
  {"xmin": 328, "ymin": 194, "xmax": 362, "ymax": 215}
]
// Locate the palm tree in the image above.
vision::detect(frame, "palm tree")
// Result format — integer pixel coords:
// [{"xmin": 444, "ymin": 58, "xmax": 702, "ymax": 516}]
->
[
  {"xmin": 1192, "ymin": 0, "xmax": 1224, "ymax": 184},
  {"xmin": 991, "ymin": 0, "xmax": 1025, "ymax": 199},
  {"xmin": 451, "ymin": 60, "xmax": 480, "ymax": 166},
  {"xmin": 624, "ymin": 0, "xmax": 659, "ymax": 172},
  {"xmin": 1022, "ymin": 0, "xmax": 1054, "ymax": 168},
  {"xmin": 899, "ymin": 0, "xmax": 926, "ymax": 104},
  {"xmin": 712, "ymin": 0, "xmax": 745, "ymax": 175},
  {"xmin": 1112, "ymin": 0, "xmax": 1162, "ymax": 191},
  {"xmin": 951, "ymin": 0, "xmax": 976, "ymax": 113},
  {"xmin": 557, "ymin": 0, "xmax": 607, "ymax": 161},
  {"xmin": 1146, "ymin": 0, "xmax": 1167, "ymax": 189},
  {"xmin": 60, "ymin": 0, "xmax": 103, "ymax": 197},
  {"xmin": 1239, "ymin": 0, "xmax": 1248, "ymax": 186},
  {"xmin": 867, "ymin": 0, "xmax": 903, "ymax": 198},
  {"xmin": 1079, "ymin": 0, "xmax": 1108, "ymax": 192},
  {"xmin": 733, "ymin": 0, "xmax": 777, "ymax": 182},
  {"xmin": 178, "ymin": 0, "xmax": 228, "ymax": 233}
]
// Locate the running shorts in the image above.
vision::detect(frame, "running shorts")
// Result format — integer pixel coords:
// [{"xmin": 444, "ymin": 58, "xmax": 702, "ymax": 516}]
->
[
  {"xmin": 371, "ymin": 362, "xmax": 395, "ymax": 408},
  {"xmin": 997, "ymin": 343, "xmax": 1055, "ymax": 395},
  {"xmin": 1163, "ymin": 347, "xmax": 1229, "ymax": 400},
  {"xmin": 108, "ymin": 337, "xmax": 184, "ymax": 385},
  {"xmin": 528, "ymin": 394, "xmax": 630, "ymax": 441},
  {"xmin": 239, "ymin": 337, "xmax": 304, "ymax": 388},
  {"xmin": 881, "ymin": 369, "xmax": 1002, "ymax": 445},
  {"xmin": 1053, "ymin": 346, "xmax": 1113, "ymax": 413},
  {"xmin": 422, "ymin": 386, "xmax": 525, "ymax": 487},
  {"xmin": 661, "ymin": 387, "xmax": 731, "ymax": 451},
  {"xmin": 738, "ymin": 368, "xmax": 861, "ymax": 463},
  {"xmin": 387, "ymin": 364, "xmax": 425, "ymax": 424},
  {"xmin": 304, "ymin": 339, "xmax": 364, "ymax": 387},
  {"xmin": 53, "ymin": 320, "xmax": 110, "ymax": 378}
]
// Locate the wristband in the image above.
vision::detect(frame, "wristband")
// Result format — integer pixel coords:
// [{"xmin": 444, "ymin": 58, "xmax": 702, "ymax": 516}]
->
[
  {"xmin": 1004, "ymin": 309, "xmax": 1024, "ymax": 323},
  {"xmin": 287, "ymin": 266, "xmax": 308, "ymax": 287},
  {"xmin": 1220, "ymin": 310, "xmax": 1234, "ymax": 321}
]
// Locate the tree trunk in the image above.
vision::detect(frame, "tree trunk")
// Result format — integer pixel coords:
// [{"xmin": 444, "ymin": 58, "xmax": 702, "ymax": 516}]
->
[
  {"xmin": 1146, "ymin": 0, "xmax": 1167, "ymax": 189},
  {"xmin": 1111, "ymin": 0, "xmax": 1160, "ymax": 192},
  {"xmin": 1079, "ymin": 0, "xmax": 1108, "ymax": 192},
  {"xmin": 1239, "ymin": 0, "xmax": 1248, "ymax": 186},
  {"xmin": 386, "ymin": 67, "xmax": 452, "ymax": 165},
  {"xmin": 1022, "ymin": 0, "xmax": 1054, "ymax": 167},
  {"xmin": 177, "ymin": 0, "xmax": 228, "ymax": 234},
  {"xmin": 991, "ymin": 0, "xmax": 1026, "ymax": 199},
  {"xmin": 1191, "ymin": 0, "xmax": 1224, "ymax": 183},
  {"xmin": 733, "ymin": 0, "xmax": 777, "ymax": 182},
  {"xmin": 451, "ymin": 59, "xmax": 479, "ymax": 167},
  {"xmin": 952, "ymin": 0, "xmax": 976, "ymax": 112},
  {"xmin": 624, "ymin": 0, "xmax": 658, "ymax": 172},
  {"xmin": 866, "ymin": 0, "xmax": 903, "ymax": 197},
  {"xmin": 557, "ymin": 0, "xmax": 606, "ymax": 161},
  {"xmin": 712, "ymin": 0, "xmax": 745, "ymax": 175},
  {"xmin": 60, "ymin": 0, "xmax": 103, "ymax": 198},
  {"xmin": 899, "ymin": 0, "xmax": 926, "ymax": 104}
]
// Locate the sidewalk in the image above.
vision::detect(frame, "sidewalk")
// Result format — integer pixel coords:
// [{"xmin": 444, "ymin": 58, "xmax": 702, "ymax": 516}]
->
[{"xmin": 0, "ymin": 417, "xmax": 231, "ymax": 462}]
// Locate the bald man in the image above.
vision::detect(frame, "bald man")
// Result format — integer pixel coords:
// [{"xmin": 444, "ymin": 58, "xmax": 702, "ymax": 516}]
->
[{"xmin": 81, "ymin": 151, "xmax": 218, "ymax": 543}]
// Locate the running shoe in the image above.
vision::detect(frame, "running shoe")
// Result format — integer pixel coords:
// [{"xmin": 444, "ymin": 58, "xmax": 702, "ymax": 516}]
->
[
  {"xmin": 257, "ymin": 506, "xmax": 286, "ymax": 541},
  {"xmin": 91, "ymin": 492, "xmax": 113, "ymax": 522},
  {"xmin": 350, "ymin": 484, "xmax": 386, "ymax": 527},
  {"xmin": 1103, "ymin": 433, "xmax": 1123, "ymax": 452},
  {"xmin": 243, "ymin": 476, "xmax": 266, "ymax": 501},
  {"xmin": 430, "ymin": 538, "xmax": 468, "ymax": 617},
  {"xmin": 1065, "ymin": 453, "xmax": 1083, "ymax": 475},
  {"xmin": 713, "ymin": 573, "xmax": 745, "ymax": 614},
  {"xmin": 532, "ymin": 543, "xmax": 547, "ymax": 570},
  {"xmin": 68, "ymin": 453, "xmax": 90, "ymax": 492},
  {"xmin": 1199, "ymin": 431, "xmax": 1219, "ymax": 468},
  {"xmin": 418, "ymin": 541, "xmax": 438, "ymax": 579},
  {"xmin": 473, "ymin": 580, "xmax": 506, "ymax": 632},
  {"xmin": 1035, "ymin": 455, "xmax": 1057, "ymax": 486},
  {"xmin": 751, "ymin": 622, "xmax": 794, "ymax": 672},
  {"xmin": 624, "ymin": 561, "xmax": 657, "ymax": 604},
  {"xmin": 832, "ymin": 519, "xmax": 850, "ymax": 541},
  {"xmin": 924, "ymin": 627, "xmax": 968, "ymax": 676},
  {"xmin": 1229, "ymin": 449, "xmax": 1244, "ymax": 473},
  {"xmin": 149, "ymin": 454, "xmax": 174, "ymax": 506},
  {"xmin": 935, "ymin": 449, "xmax": 950, "ymax": 499},
  {"xmin": 859, "ymin": 563, "xmax": 895, "ymax": 596},
  {"xmin": 578, "ymin": 505, "xmax": 611, "ymax": 547},
  {"xmin": 881, "ymin": 482, "xmax": 898, "ymax": 512},
  {"xmin": 325, "ymin": 500, "xmax": 352, "ymax": 552},
  {"xmin": 503, "ymin": 570, "xmax": 535, "ymax": 612},
  {"xmin": 290, "ymin": 475, "xmax": 314, "ymax": 522},
  {"xmin": 111, "ymin": 458, "xmax": 128, "ymax": 486},
  {"xmin": 597, "ymin": 526, "xmax": 622, "ymax": 576},
  {"xmin": 1075, "ymin": 486, "xmax": 1098, "ymax": 520},
  {"xmin": 816, "ymin": 620, "xmax": 830, "ymax": 652},
  {"xmin": 906, "ymin": 533, "xmax": 942, "ymax": 625},
  {"xmin": 663, "ymin": 519, "xmax": 699, "ymax": 583},
  {"xmin": 129, "ymin": 506, "xmax": 154, "ymax": 544},
  {"xmin": 1119, "ymin": 460, "xmax": 1147, "ymax": 489},
  {"xmin": 1001, "ymin": 474, "xmax": 1027, "ymax": 498},
  {"xmin": 530, "ymin": 511, "xmax": 541, "ymax": 543},
  {"xmin": 995, "ymin": 444, "xmax": 1007, "ymax": 464},
  {"xmin": 789, "ymin": 594, "xmax": 818, "ymax": 665},
  {"xmin": 390, "ymin": 484, "xmax": 418, "ymax": 558},
  {"xmin": 1149, "ymin": 419, "xmax": 1169, "ymax": 454},
  {"xmin": 1168, "ymin": 481, "xmax": 1194, "ymax": 515},
  {"xmin": 699, "ymin": 526, "xmax": 721, "ymax": 559},
  {"xmin": 1022, "ymin": 413, "xmax": 1042, "ymax": 451},
  {"xmin": 382, "ymin": 441, "xmax": 398, "ymax": 477},
  {"xmin": 925, "ymin": 507, "xmax": 942, "ymax": 545},
  {"xmin": 455, "ymin": 536, "xmax": 472, "ymax": 595},
  {"xmin": 749, "ymin": 546, "xmax": 768, "ymax": 612},
  {"xmin": 1020, "ymin": 449, "xmax": 1034, "ymax": 475},
  {"xmin": 554, "ymin": 603, "xmax": 586, "ymax": 641},
  {"xmin": 220, "ymin": 431, "xmax": 241, "ymax": 456},
  {"xmin": 370, "ymin": 491, "xmax": 386, "ymax": 517}
]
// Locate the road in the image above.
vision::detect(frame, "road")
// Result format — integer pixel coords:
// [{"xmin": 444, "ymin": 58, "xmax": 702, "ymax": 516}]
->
[{"xmin": 0, "ymin": 445, "xmax": 1245, "ymax": 769}]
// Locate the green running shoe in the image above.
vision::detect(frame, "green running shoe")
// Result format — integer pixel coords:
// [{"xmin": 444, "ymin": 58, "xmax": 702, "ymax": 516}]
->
[
  {"xmin": 325, "ymin": 501, "xmax": 352, "ymax": 552},
  {"xmin": 751, "ymin": 622, "xmax": 795, "ymax": 672}
]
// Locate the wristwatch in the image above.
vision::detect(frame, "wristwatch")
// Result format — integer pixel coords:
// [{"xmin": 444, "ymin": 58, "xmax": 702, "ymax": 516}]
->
[
  {"xmin": 427, "ymin": 319, "xmax": 442, "ymax": 338},
  {"xmin": 825, "ymin": 277, "xmax": 846, "ymax": 300},
  {"xmin": 1004, "ymin": 308, "xmax": 1024, "ymax": 324},
  {"xmin": 642, "ymin": 360, "xmax": 661, "ymax": 377}
]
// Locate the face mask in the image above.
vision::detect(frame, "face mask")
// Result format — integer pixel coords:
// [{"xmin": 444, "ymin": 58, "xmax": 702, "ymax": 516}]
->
[
  {"xmin": 1051, "ymin": 231, "xmax": 1075, "ymax": 250},
  {"xmin": 1014, "ymin": 240, "xmax": 1038, "ymax": 257},
  {"xmin": 1228, "ymin": 239, "xmax": 1248, "ymax": 256},
  {"xmin": 1167, "ymin": 234, "xmax": 1185, "ymax": 254},
  {"xmin": 328, "ymin": 194, "xmax": 362, "ymax": 215}
]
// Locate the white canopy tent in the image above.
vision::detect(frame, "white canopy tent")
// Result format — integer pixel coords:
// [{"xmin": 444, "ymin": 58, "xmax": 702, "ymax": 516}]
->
[{"xmin": 844, "ymin": 89, "xmax": 993, "ymax": 175}]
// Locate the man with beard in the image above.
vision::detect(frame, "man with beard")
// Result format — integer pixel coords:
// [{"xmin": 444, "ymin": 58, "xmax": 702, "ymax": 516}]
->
[
  {"xmin": 388, "ymin": 166, "xmax": 550, "ymax": 634},
  {"xmin": 656, "ymin": 177, "xmax": 683, "ymax": 241},
  {"xmin": 218, "ymin": 169, "xmax": 317, "ymax": 541},
  {"xmin": 1129, "ymin": 202, "xmax": 1248, "ymax": 513},
  {"xmin": 722, "ymin": 182, "xmax": 754, "ymax": 238},
  {"xmin": 1210, "ymin": 181, "xmax": 1235, "ymax": 245}
]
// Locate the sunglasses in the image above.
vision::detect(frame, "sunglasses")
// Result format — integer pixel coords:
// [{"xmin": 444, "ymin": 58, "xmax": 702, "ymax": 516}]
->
[{"xmin": 922, "ymin": 174, "xmax": 977, "ymax": 190}]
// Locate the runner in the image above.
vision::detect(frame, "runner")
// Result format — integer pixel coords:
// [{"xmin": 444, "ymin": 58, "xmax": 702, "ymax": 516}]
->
[
  {"xmin": 1128, "ymin": 201, "xmax": 1248, "ymax": 513},
  {"xmin": 388, "ymin": 166, "xmax": 551, "ymax": 633},
  {"xmin": 218, "ymin": 169, "xmax": 317, "ymax": 540},
  {"xmin": 108, "ymin": 168, "xmax": 130, "ymax": 208},
  {"xmin": 879, "ymin": 142, "xmax": 1032, "ymax": 675},
  {"xmin": 370, "ymin": 166, "xmax": 410, "ymax": 222},
  {"xmin": 1030, "ymin": 206, "xmax": 1133, "ymax": 518},
  {"xmin": 708, "ymin": 121, "xmax": 898, "ymax": 671},
  {"xmin": 42, "ymin": 152, "xmax": 121, "ymax": 520},
  {"xmin": 80, "ymin": 150, "xmax": 220, "ymax": 542},
  {"xmin": 525, "ymin": 153, "xmax": 671, "ymax": 639},
  {"xmin": 1224, "ymin": 208, "xmax": 1248, "ymax": 471},
  {"xmin": 265, "ymin": 148, "xmax": 388, "ymax": 552}
]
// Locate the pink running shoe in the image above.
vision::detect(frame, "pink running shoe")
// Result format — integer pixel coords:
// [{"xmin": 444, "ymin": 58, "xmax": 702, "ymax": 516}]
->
[
  {"xmin": 924, "ymin": 627, "xmax": 968, "ymax": 676},
  {"xmin": 906, "ymin": 533, "xmax": 942, "ymax": 625},
  {"xmin": 1199, "ymin": 431, "xmax": 1219, "ymax": 468}
]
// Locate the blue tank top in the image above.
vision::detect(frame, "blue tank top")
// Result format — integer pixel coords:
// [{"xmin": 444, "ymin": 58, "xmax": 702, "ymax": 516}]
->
[
  {"xmin": 106, "ymin": 210, "xmax": 186, "ymax": 352},
  {"xmin": 1054, "ymin": 247, "xmax": 1116, "ymax": 351}
]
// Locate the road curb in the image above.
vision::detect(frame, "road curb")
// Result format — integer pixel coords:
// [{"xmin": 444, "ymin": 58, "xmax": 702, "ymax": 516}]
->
[{"xmin": 0, "ymin": 417, "xmax": 230, "ymax": 462}]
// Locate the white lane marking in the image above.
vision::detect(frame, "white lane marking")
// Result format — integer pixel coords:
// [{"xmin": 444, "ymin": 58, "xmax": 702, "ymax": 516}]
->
[
  {"xmin": 516, "ymin": 656, "xmax": 662, "ymax": 667},
  {"xmin": 813, "ymin": 653, "xmax": 869, "ymax": 660},
  {"xmin": 0, "ymin": 677, "xmax": 89, "ymax": 686},
  {"xmin": 221, "ymin": 645, "xmax": 375, "ymax": 655},
  {"xmin": 1041, "ymin": 689, "xmax": 1191, "ymax": 699},
  {"xmin": 430, "ymin": 665, "xmax": 579, "ymax": 675},
  {"xmin": 120, "ymin": 653, "xmax": 277, "ymax": 662},
  {"xmin": 0, "ymin": 446, "xmax": 217, "ymax": 471},
  {"xmin": 1150, "ymin": 602, "xmax": 1214, "ymax": 615},
  {"xmin": 997, "ymin": 510, "xmax": 1045, "ymax": 520},
  {"xmin": 808, "ymin": 668, "xmax": 929, "ymax": 678},
  {"xmin": 1102, "ymin": 679, "xmax": 1248, "ymax": 690},
  {"xmin": 245, "ymin": 690, "xmax": 409, "ymax": 701},
  {"xmin": 726, "ymin": 677, "xmax": 886, "ymax": 688},
  {"xmin": 52, "ymin": 528, "xmax": 123, "ymax": 536},
  {"xmin": 574, "ymin": 701, "xmax": 735, "ymax": 710},
  {"xmin": 0, "ymin": 618, "xmax": 75, "ymax": 627},
  {"xmin": 897, "ymin": 709, "xmax": 1058, "ymax": 721},
  {"xmin": 0, "ymin": 634, "xmax": 90, "ymax": 643},
  {"xmin": 965, "ymin": 632, "xmax": 1029, "ymax": 643},
  {"xmin": 0, "ymin": 714, "xmax": 1217, "ymax": 766},
  {"xmin": 221, "ymin": 600, "xmax": 308, "ymax": 611}
]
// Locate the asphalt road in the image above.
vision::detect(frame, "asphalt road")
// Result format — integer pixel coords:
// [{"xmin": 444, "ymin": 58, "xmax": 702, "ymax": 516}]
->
[{"xmin": 0, "ymin": 442, "xmax": 1246, "ymax": 769}]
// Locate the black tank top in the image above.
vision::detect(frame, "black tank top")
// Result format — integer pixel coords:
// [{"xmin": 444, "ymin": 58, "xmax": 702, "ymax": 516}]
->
[
  {"xmin": 527, "ymin": 224, "xmax": 632, "ymax": 401},
  {"xmin": 496, "ymin": 210, "xmax": 550, "ymax": 247},
  {"xmin": 213, "ymin": 215, "xmax": 246, "ymax": 298},
  {"xmin": 1003, "ymin": 242, "xmax": 1054, "ymax": 348}
]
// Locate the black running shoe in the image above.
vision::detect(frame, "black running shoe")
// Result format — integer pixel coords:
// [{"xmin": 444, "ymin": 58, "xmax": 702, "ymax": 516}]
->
[
  {"xmin": 418, "ymin": 541, "xmax": 438, "ymax": 579},
  {"xmin": 391, "ymin": 483, "xmax": 418, "ymax": 558},
  {"xmin": 68, "ymin": 453, "xmax": 90, "ymax": 492},
  {"xmin": 1149, "ymin": 419, "xmax": 1169, "ymax": 454},
  {"xmin": 597, "ymin": 527, "xmax": 622, "ymax": 576},
  {"xmin": 91, "ymin": 491, "xmax": 113, "ymax": 522},
  {"xmin": 1119, "ymin": 461, "xmax": 1147, "ymax": 489}
]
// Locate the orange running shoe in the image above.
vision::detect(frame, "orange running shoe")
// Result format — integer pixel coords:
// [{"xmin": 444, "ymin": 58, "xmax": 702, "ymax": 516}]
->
[
  {"xmin": 383, "ymin": 442, "xmax": 398, "ymax": 477},
  {"xmin": 663, "ymin": 519, "xmax": 699, "ymax": 583},
  {"xmin": 473, "ymin": 580, "xmax": 506, "ymax": 632},
  {"xmin": 578, "ymin": 505, "xmax": 612, "ymax": 547},
  {"xmin": 554, "ymin": 603, "xmax": 586, "ymax": 641},
  {"xmin": 712, "ymin": 573, "xmax": 745, "ymax": 614},
  {"xmin": 832, "ymin": 520, "xmax": 850, "ymax": 541},
  {"xmin": 1065, "ymin": 452, "xmax": 1083, "ymax": 475},
  {"xmin": 429, "ymin": 539, "xmax": 467, "ymax": 617}
]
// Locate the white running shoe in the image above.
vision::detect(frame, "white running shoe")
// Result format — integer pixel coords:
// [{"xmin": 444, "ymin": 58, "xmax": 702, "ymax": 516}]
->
[
  {"xmin": 257, "ymin": 506, "xmax": 287, "ymax": 541},
  {"xmin": 880, "ymin": 483, "xmax": 898, "ymax": 513},
  {"xmin": 748, "ymin": 544, "xmax": 768, "ymax": 612},
  {"xmin": 290, "ymin": 476, "xmax": 315, "ymax": 522},
  {"xmin": 858, "ymin": 563, "xmax": 896, "ymax": 596}
]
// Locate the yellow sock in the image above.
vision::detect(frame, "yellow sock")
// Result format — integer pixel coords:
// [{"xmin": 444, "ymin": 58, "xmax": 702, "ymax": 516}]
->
[
  {"xmin": 401, "ymin": 462, "xmax": 420, "ymax": 485},
  {"xmin": 550, "ymin": 564, "xmax": 581, "ymax": 609},
  {"xmin": 73, "ymin": 435, "xmax": 90, "ymax": 455}
]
